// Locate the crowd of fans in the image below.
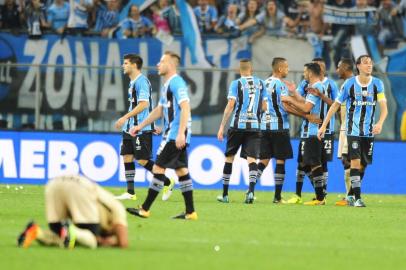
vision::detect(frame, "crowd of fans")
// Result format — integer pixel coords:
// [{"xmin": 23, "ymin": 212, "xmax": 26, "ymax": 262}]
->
[{"xmin": 0, "ymin": 0, "xmax": 406, "ymax": 63}]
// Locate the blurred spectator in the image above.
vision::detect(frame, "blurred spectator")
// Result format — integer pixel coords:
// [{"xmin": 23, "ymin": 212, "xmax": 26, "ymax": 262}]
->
[
  {"xmin": 215, "ymin": 3, "xmax": 240, "ymax": 37},
  {"xmin": 47, "ymin": 0, "xmax": 70, "ymax": 34},
  {"xmin": 353, "ymin": 0, "xmax": 377, "ymax": 36},
  {"xmin": 237, "ymin": 0, "xmax": 260, "ymax": 38},
  {"xmin": 193, "ymin": 0, "xmax": 218, "ymax": 33},
  {"xmin": 328, "ymin": 0, "xmax": 354, "ymax": 66},
  {"xmin": 367, "ymin": 0, "xmax": 379, "ymax": 8},
  {"xmin": 285, "ymin": 0, "xmax": 310, "ymax": 36},
  {"xmin": 150, "ymin": 0, "xmax": 171, "ymax": 34},
  {"xmin": 377, "ymin": 0, "xmax": 404, "ymax": 48},
  {"xmin": 24, "ymin": 0, "xmax": 49, "ymax": 37},
  {"xmin": 119, "ymin": 4, "xmax": 155, "ymax": 38},
  {"xmin": 67, "ymin": 0, "xmax": 93, "ymax": 34},
  {"xmin": 94, "ymin": 0, "xmax": 120, "ymax": 37},
  {"xmin": 0, "ymin": 0, "xmax": 22, "ymax": 29},
  {"xmin": 162, "ymin": 0, "xmax": 182, "ymax": 34}
]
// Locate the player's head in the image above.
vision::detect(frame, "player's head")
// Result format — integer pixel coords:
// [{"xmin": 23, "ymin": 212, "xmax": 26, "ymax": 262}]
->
[
  {"xmin": 198, "ymin": 0, "xmax": 208, "ymax": 7},
  {"xmin": 356, "ymin": 55, "xmax": 373, "ymax": 76},
  {"xmin": 312, "ymin": 57, "xmax": 326, "ymax": 77},
  {"xmin": 336, "ymin": 58, "xmax": 354, "ymax": 79},
  {"xmin": 157, "ymin": 51, "xmax": 181, "ymax": 76},
  {"xmin": 239, "ymin": 59, "xmax": 252, "ymax": 75},
  {"xmin": 305, "ymin": 62, "xmax": 321, "ymax": 82},
  {"xmin": 122, "ymin": 54, "xmax": 143, "ymax": 75},
  {"xmin": 271, "ymin": 57, "xmax": 288, "ymax": 78}
]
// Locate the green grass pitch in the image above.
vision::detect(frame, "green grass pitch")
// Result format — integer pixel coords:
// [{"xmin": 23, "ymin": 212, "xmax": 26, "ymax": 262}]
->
[{"xmin": 1, "ymin": 184, "xmax": 406, "ymax": 270}]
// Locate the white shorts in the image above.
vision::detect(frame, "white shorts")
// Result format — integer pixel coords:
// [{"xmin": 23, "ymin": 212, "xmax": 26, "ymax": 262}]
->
[{"xmin": 337, "ymin": 130, "xmax": 348, "ymax": 159}]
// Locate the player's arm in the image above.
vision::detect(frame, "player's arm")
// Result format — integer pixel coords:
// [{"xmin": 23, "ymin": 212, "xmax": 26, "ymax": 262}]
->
[
  {"xmin": 130, "ymin": 105, "xmax": 163, "ymax": 136},
  {"xmin": 282, "ymin": 95, "xmax": 314, "ymax": 113},
  {"xmin": 317, "ymin": 102, "xmax": 341, "ymax": 140},
  {"xmin": 282, "ymin": 101, "xmax": 321, "ymax": 124},
  {"xmin": 307, "ymin": 87, "xmax": 334, "ymax": 106},
  {"xmin": 115, "ymin": 101, "xmax": 149, "ymax": 130},
  {"xmin": 97, "ymin": 224, "xmax": 128, "ymax": 248},
  {"xmin": 175, "ymin": 100, "xmax": 190, "ymax": 149},
  {"xmin": 217, "ymin": 99, "xmax": 236, "ymax": 141},
  {"xmin": 373, "ymin": 97, "xmax": 388, "ymax": 135}
]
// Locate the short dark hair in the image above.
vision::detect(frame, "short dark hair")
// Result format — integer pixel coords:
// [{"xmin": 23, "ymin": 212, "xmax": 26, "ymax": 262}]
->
[
  {"xmin": 240, "ymin": 58, "xmax": 251, "ymax": 63},
  {"xmin": 339, "ymin": 58, "xmax": 354, "ymax": 72},
  {"xmin": 306, "ymin": 62, "xmax": 321, "ymax": 76},
  {"xmin": 123, "ymin": 54, "xmax": 143, "ymax": 69},
  {"xmin": 272, "ymin": 57, "xmax": 286, "ymax": 69},
  {"xmin": 164, "ymin": 51, "xmax": 181, "ymax": 65},
  {"xmin": 312, "ymin": 57, "xmax": 324, "ymax": 63},
  {"xmin": 356, "ymin": 54, "xmax": 371, "ymax": 66}
]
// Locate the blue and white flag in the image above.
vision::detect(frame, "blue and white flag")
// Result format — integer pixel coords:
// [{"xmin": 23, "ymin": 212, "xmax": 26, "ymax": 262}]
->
[
  {"xmin": 323, "ymin": 5, "xmax": 377, "ymax": 25},
  {"xmin": 119, "ymin": 0, "xmax": 156, "ymax": 21},
  {"xmin": 176, "ymin": 0, "xmax": 212, "ymax": 67}
]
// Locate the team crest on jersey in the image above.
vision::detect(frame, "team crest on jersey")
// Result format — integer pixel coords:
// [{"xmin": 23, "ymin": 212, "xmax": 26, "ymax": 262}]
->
[
  {"xmin": 352, "ymin": 141, "xmax": 359, "ymax": 149},
  {"xmin": 362, "ymin": 90, "xmax": 368, "ymax": 97}
]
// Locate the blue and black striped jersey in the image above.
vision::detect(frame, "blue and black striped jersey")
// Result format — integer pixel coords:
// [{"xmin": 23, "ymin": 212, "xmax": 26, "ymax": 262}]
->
[
  {"xmin": 228, "ymin": 76, "xmax": 266, "ymax": 131},
  {"xmin": 300, "ymin": 81, "xmax": 324, "ymax": 138},
  {"xmin": 123, "ymin": 74, "xmax": 154, "ymax": 134},
  {"xmin": 321, "ymin": 77, "xmax": 339, "ymax": 135},
  {"xmin": 336, "ymin": 76, "xmax": 385, "ymax": 137},
  {"xmin": 261, "ymin": 76, "xmax": 290, "ymax": 131},
  {"xmin": 159, "ymin": 74, "xmax": 192, "ymax": 144}
]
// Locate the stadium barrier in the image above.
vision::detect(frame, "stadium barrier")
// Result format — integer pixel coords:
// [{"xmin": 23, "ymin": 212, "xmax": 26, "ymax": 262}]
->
[{"xmin": 1, "ymin": 130, "xmax": 405, "ymax": 194}]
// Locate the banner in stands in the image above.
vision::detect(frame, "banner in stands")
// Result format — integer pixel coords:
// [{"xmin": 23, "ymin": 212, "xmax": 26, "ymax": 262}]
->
[
  {"xmin": 1, "ymin": 131, "xmax": 405, "ymax": 194},
  {"xmin": 323, "ymin": 5, "xmax": 377, "ymax": 25},
  {"xmin": 0, "ymin": 33, "xmax": 249, "ymax": 118}
]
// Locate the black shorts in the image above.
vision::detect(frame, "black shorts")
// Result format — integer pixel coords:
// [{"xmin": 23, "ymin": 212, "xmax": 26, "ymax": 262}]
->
[
  {"xmin": 259, "ymin": 131, "xmax": 293, "ymax": 160},
  {"xmin": 347, "ymin": 136, "xmax": 374, "ymax": 166},
  {"xmin": 225, "ymin": 129, "xmax": 260, "ymax": 159},
  {"xmin": 297, "ymin": 136, "xmax": 323, "ymax": 166},
  {"xmin": 120, "ymin": 132, "xmax": 152, "ymax": 160},
  {"xmin": 322, "ymin": 133, "xmax": 335, "ymax": 162},
  {"xmin": 155, "ymin": 140, "xmax": 188, "ymax": 169}
]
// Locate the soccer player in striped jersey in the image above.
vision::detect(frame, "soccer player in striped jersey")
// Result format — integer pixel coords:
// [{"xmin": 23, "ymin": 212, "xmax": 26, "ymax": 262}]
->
[
  {"xmin": 257, "ymin": 58, "xmax": 293, "ymax": 203},
  {"xmin": 334, "ymin": 58, "xmax": 355, "ymax": 206},
  {"xmin": 282, "ymin": 63, "xmax": 327, "ymax": 205},
  {"xmin": 318, "ymin": 55, "xmax": 388, "ymax": 207},
  {"xmin": 115, "ymin": 54, "xmax": 174, "ymax": 201},
  {"xmin": 217, "ymin": 59, "xmax": 266, "ymax": 204},
  {"xmin": 307, "ymin": 58, "xmax": 339, "ymax": 197},
  {"xmin": 127, "ymin": 51, "xmax": 197, "ymax": 220}
]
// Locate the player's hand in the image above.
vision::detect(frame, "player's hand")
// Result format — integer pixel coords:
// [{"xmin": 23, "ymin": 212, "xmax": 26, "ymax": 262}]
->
[
  {"xmin": 372, "ymin": 122, "xmax": 383, "ymax": 135},
  {"xmin": 282, "ymin": 80, "xmax": 296, "ymax": 94},
  {"xmin": 175, "ymin": 133, "xmax": 186, "ymax": 149},
  {"xmin": 114, "ymin": 117, "xmax": 126, "ymax": 130},
  {"xmin": 217, "ymin": 127, "xmax": 224, "ymax": 141},
  {"xmin": 153, "ymin": 126, "xmax": 162, "ymax": 135},
  {"xmin": 306, "ymin": 114, "xmax": 322, "ymax": 124},
  {"xmin": 307, "ymin": 87, "xmax": 321, "ymax": 96},
  {"xmin": 317, "ymin": 125, "xmax": 326, "ymax": 141},
  {"xmin": 129, "ymin": 126, "xmax": 141, "ymax": 137}
]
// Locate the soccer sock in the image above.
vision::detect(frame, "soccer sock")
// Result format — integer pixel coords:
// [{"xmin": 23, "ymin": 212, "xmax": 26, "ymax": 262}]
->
[
  {"xmin": 222, "ymin": 162, "xmax": 232, "ymax": 196},
  {"xmin": 296, "ymin": 164, "xmax": 306, "ymax": 197},
  {"xmin": 71, "ymin": 225, "xmax": 97, "ymax": 249},
  {"xmin": 38, "ymin": 227, "xmax": 63, "ymax": 246},
  {"xmin": 257, "ymin": 162, "xmax": 266, "ymax": 183},
  {"xmin": 124, "ymin": 162, "xmax": 135, "ymax": 195},
  {"xmin": 143, "ymin": 160, "xmax": 154, "ymax": 172},
  {"xmin": 248, "ymin": 162, "xmax": 258, "ymax": 193},
  {"xmin": 350, "ymin": 168, "xmax": 361, "ymax": 200},
  {"xmin": 274, "ymin": 163, "xmax": 285, "ymax": 200},
  {"xmin": 322, "ymin": 162, "xmax": 328, "ymax": 194},
  {"xmin": 344, "ymin": 168, "xmax": 351, "ymax": 195},
  {"xmin": 142, "ymin": 174, "xmax": 165, "ymax": 211},
  {"xmin": 312, "ymin": 166, "xmax": 325, "ymax": 201},
  {"xmin": 179, "ymin": 174, "xmax": 194, "ymax": 214}
]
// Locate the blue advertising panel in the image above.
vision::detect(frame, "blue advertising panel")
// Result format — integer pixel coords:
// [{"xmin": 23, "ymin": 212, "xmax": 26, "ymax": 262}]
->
[{"xmin": 0, "ymin": 131, "xmax": 404, "ymax": 194}]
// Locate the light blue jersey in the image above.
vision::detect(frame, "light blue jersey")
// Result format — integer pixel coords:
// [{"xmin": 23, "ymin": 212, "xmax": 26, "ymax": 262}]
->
[
  {"xmin": 47, "ymin": 2, "xmax": 70, "ymax": 31},
  {"xmin": 336, "ymin": 76, "xmax": 385, "ymax": 137},
  {"xmin": 123, "ymin": 74, "xmax": 154, "ymax": 134},
  {"xmin": 300, "ymin": 81, "xmax": 324, "ymax": 138},
  {"xmin": 261, "ymin": 76, "xmax": 289, "ymax": 131},
  {"xmin": 228, "ymin": 76, "xmax": 265, "ymax": 131},
  {"xmin": 159, "ymin": 74, "xmax": 192, "ymax": 143},
  {"xmin": 321, "ymin": 77, "xmax": 339, "ymax": 134},
  {"xmin": 193, "ymin": 5, "xmax": 218, "ymax": 32},
  {"xmin": 297, "ymin": 79, "xmax": 309, "ymax": 97}
]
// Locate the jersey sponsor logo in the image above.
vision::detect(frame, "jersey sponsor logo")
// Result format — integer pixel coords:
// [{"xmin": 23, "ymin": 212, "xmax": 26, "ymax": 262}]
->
[{"xmin": 352, "ymin": 100, "xmax": 376, "ymax": 106}]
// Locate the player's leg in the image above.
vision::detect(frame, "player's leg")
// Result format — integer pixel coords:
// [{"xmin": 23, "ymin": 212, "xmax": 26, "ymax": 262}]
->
[
  {"xmin": 347, "ymin": 136, "xmax": 365, "ymax": 207},
  {"xmin": 273, "ymin": 160, "xmax": 286, "ymax": 203},
  {"xmin": 244, "ymin": 132, "xmax": 261, "ymax": 203},
  {"xmin": 303, "ymin": 137, "xmax": 325, "ymax": 205},
  {"xmin": 140, "ymin": 164, "xmax": 166, "ymax": 213},
  {"xmin": 272, "ymin": 131, "xmax": 293, "ymax": 203},
  {"xmin": 245, "ymin": 156, "xmax": 258, "ymax": 204},
  {"xmin": 173, "ymin": 167, "xmax": 197, "ymax": 220},
  {"xmin": 287, "ymin": 140, "xmax": 306, "ymax": 204},
  {"xmin": 116, "ymin": 154, "xmax": 137, "ymax": 200}
]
